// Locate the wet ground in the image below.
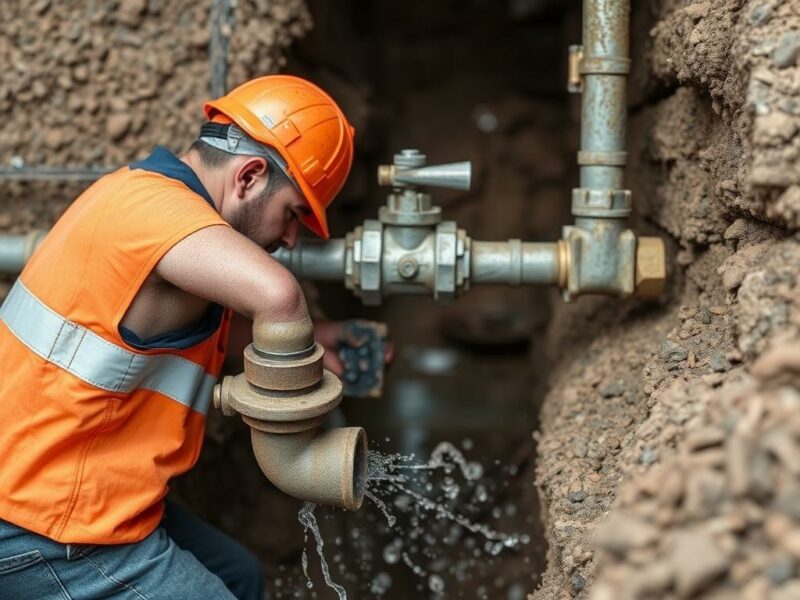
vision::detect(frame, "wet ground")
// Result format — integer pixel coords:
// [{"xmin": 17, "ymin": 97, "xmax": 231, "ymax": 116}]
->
[{"xmin": 272, "ymin": 290, "xmax": 548, "ymax": 599}]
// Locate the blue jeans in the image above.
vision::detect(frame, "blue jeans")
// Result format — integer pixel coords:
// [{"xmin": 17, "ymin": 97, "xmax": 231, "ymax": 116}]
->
[{"xmin": 0, "ymin": 500, "xmax": 264, "ymax": 600}]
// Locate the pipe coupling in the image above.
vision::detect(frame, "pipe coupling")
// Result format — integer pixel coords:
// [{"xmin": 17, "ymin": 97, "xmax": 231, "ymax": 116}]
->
[
  {"xmin": 212, "ymin": 318, "xmax": 368, "ymax": 510},
  {"xmin": 634, "ymin": 236, "xmax": 666, "ymax": 299}
]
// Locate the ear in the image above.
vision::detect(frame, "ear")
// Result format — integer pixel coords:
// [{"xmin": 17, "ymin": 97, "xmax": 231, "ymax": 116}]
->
[{"xmin": 234, "ymin": 157, "xmax": 268, "ymax": 198}]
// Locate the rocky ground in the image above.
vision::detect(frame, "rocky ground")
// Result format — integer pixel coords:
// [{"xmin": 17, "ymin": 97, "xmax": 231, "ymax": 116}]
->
[{"xmin": 532, "ymin": 1, "xmax": 800, "ymax": 598}]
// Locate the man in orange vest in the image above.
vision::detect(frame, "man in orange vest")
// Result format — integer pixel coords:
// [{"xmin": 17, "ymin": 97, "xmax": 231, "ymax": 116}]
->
[{"xmin": 0, "ymin": 76, "xmax": 355, "ymax": 599}]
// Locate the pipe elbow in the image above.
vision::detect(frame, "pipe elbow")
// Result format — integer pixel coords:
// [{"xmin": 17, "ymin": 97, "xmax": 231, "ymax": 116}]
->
[
  {"xmin": 252, "ymin": 314, "xmax": 314, "ymax": 355},
  {"xmin": 250, "ymin": 426, "xmax": 368, "ymax": 511}
]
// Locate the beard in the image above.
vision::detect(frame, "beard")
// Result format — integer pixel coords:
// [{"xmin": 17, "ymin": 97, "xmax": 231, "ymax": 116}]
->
[{"xmin": 230, "ymin": 190, "xmax": 277, "ymax": 250}]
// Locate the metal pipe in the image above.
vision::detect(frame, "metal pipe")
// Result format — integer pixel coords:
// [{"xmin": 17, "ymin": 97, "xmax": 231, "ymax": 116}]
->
[
  {"xmin": 471, "ymin": 240, "xmax": 562, "ymax": 286},
  {"xmin": 0, "ymin": 231, "xmax": 46, "ymax": 274},
  {"xmin": 272, "ymin": 239, "xmax": 346, "ymax": 282},
  {"xmin": 209, "ymin": 0, "xmax": 233, "ymax": 97},
  {"xmin": 250, "ymin": 426, "xmax": 367, "ymax": 510},
  {"xmin": 579, "ymin": 0, "xmax": 630, "ymax": 191},
  {"xmin": 214, "ymin": 315, "xmax": 368, "ymax": 510},
  {"xmin": 0, "ymin": 166, "xmax": 113, "ymax": 182}
]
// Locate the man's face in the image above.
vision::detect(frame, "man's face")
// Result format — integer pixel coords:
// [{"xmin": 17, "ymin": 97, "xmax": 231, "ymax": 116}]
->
[{"xmin": 226, "ymin": 159, "xmax": 311, "ymax": 252}]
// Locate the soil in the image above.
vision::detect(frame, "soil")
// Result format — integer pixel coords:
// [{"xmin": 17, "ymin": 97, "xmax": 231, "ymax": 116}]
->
[
  {"xmin": 532, "ymin": 1, "xmax": 800, "ymax": 598},
  {"xmin": 0, "ymin": 0, "xmax": 311, "ymax": 233}
]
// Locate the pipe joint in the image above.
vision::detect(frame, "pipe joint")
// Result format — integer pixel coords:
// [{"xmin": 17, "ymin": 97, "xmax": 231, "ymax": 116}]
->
[
  {"xmin": 211, "ymin": 318, "xmax": 367, "ymax": 511},
  {"xmin": 572, "ymin": 188, "xmax": 631, "ymax": 219}
]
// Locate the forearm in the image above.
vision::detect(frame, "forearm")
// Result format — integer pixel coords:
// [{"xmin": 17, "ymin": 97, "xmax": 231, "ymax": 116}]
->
[{"xmin": 156, "ymin": 225, "xmax": 311, "ymax": 324}]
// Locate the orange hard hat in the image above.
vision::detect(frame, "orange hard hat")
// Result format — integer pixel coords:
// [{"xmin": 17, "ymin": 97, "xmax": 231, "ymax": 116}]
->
[{"xmin": 204, "ymin": 75, "xmax": 355, "ymax": 239}]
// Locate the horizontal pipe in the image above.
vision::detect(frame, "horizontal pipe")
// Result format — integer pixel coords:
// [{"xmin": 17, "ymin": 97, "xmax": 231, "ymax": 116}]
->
[
  {"xmin": 272, "ymin": 239, "xmax": 346, "ymax": 281},
  {"xmin": 250, "ymin": 426, "xmax": 367, "ymax": 510},
  {"xmin": 471, "ymin": 240, "xmax": 560, "ymax": 286},
  {"xmin": 0, "ymin": 166, "xmax": 113, "ymax": 182},
  {"xmin": 0, "ymin": 231, "xmax": 46, "ymax": 274}
]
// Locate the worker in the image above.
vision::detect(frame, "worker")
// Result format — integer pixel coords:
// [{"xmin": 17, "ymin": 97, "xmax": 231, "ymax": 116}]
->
[{"xmin": 0, "ymin": 75, "xmax": 358, "ymax": 599}]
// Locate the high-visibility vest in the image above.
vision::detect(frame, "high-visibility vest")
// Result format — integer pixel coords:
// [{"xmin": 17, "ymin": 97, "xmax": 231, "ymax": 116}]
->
[{"xmin": 0, "ymin": 147, "xmax": 231, "ymax": 544}]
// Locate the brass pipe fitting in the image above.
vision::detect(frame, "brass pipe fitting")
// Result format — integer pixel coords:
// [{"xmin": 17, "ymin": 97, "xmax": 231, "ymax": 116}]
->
[
  {"xmin": 250, "ymin": 426, "xmax": 367, "ymax": 510},
  {"xmin": 213, "ymin": 316, "xmax": 368, "ymax": 511},
  {"xmin": 634, "ymin": 236, "xmax": 666, "ymax": 299},
  {"xmin": 252, "ymin": 315, "xmax": 314, "ymax": 355},
  {"xmin": 556, "ymin": 239, "xmax": 569, "ymax": 289}
]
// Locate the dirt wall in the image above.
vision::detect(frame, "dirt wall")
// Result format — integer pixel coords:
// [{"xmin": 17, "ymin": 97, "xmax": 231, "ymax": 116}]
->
[
  {"xmin": 532, "ymin": 1, "xmax": 800, "ymax": 598},
  {"xmin": 0, "ymin": 0, "xmax": 310, "ymax": 251}
]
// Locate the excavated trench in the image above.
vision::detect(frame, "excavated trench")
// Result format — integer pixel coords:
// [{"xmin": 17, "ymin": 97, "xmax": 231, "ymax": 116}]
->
[{"xmin": 2, "ymin": 1, "xmax": 800, "ymax": 599}]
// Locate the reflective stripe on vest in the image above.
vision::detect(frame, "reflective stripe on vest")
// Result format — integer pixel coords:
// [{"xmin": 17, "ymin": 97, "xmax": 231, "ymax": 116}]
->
[{"xmin": 0, "ymin": 280, "xmax": 215, "ymax": 414}]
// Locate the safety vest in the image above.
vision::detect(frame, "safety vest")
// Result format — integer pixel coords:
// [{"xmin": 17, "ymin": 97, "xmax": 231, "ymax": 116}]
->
[{"xmin": 0, "ymin": 147, "xmax": 231, "ymax": 544}]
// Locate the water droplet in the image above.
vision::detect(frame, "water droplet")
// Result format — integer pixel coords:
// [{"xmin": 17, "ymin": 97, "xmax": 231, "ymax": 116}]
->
[
  {"xmin": 369, "ymin": 572, "xmax": 392, "ymax": 595},
  {"xmin": 428, "ymin": 574, "xmax": 445, "ymax": 593},
  {"xmin": 382, "ymin": 539, "xmax": 402, "ymax": 565}
]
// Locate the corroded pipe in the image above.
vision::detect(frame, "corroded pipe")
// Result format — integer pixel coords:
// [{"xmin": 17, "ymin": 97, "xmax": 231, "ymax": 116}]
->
[
  {"xmin": 250, "ymin": 426, "xmax": 367, "ymax": 510},
  {"xmin": 214, "ymin": 315, "xmax": 368, "ymax": 511}
]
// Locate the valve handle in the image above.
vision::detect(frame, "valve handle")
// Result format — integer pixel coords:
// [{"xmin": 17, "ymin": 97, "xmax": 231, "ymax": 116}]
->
[{"xmin": 377, "ymin": 148, "xmax": 472, "ymax": 192}]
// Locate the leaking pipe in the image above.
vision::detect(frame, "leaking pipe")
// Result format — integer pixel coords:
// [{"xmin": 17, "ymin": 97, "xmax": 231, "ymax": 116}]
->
[
  {"xmin": 250, "ymin": 425, "xmax": 367, "ymax": 510},
  {"xmin": 214, "ymin": 315, "xmax": 368, "ymax": 511},
  {"xmin": 0, "ymin": 231, "xmax": 46, "ymax": 275}
]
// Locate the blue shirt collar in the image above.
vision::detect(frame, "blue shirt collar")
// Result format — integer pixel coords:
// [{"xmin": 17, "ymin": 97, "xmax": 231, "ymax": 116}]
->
[{"xmin": 130, "ymin": 146, "xmax": 216, "ymax": 209}]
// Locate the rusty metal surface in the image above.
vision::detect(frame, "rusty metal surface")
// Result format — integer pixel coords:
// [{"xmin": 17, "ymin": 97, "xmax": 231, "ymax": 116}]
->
[
  {"xmin": 250, "ymin": 426, "xmax": 368, "ymax": 510},
  {"xmin": 243, "ymin": 343, "xmax": 324, "ymax": 391},
  {"xmin": 217, "ymin": 370, "xmax": 342, "ymax": 422},
  {"xmin": 242, "ymin": 414, "xmax": 327, "ymax": 434},
  {"xmin": 252, "ymin": 316, "xmax": 315, "ymax": 355},
  {"xmin": 215, "ymin": 306, "xmax": 368, "ymax": 511}
]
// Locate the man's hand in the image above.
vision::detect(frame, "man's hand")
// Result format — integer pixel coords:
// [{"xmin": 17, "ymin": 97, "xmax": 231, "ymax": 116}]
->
[
  {"xmin": 313, "ymin": 319, "xmax": 395, "ymax": 375},
  {"xmin": 313, "ymin": 319, "xmax": 346, "ymax": 376}
]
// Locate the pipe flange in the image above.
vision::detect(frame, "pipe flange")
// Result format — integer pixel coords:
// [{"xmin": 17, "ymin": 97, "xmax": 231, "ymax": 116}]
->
[
  {"xmin": 434, "ymin": 221, "xmax": 458, "ymax": 302},
  {"xmin": 242, "ymin": 414, "xmax": 327, "ymax": 434},
  {"xmin": 244, "ymin": 343, "xmax": 324, "ymax": 391},
  {"xmin": 220, "ymin": 370, "xmax": 342, "ymax": 421},
  {"xmin": 571, "ymin": 188, "xmax": 631, "ymax": 218},
  {"xmin": 379, "ymin": 191, "xmax": 442, "ymax": 226},
  {"xmin": 394, "ymin": 149, "xmax": 427, "ymax": 169},
  {"xmin": 354, "ymin": 220, "xmax": 383, "ymax": 305}
]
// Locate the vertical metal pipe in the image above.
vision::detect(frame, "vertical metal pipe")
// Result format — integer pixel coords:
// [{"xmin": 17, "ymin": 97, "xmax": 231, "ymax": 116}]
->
[
  {"xmin": 579, "ymin": 0, "xmax": 630, "ymax": 192},
  {"xmin": 209, "ymin": 0, "xmax": 233, "ymax": 98}
]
